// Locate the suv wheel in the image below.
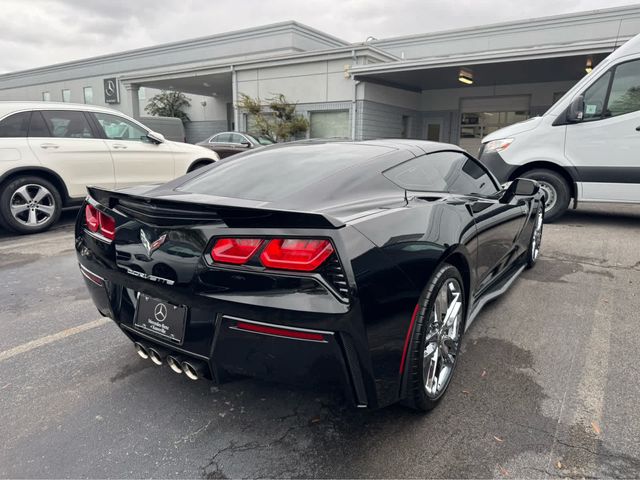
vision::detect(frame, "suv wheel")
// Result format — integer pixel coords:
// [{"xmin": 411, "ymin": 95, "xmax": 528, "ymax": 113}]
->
[
  {"xmin": 0, "ymin": 176, "xmax": 62, "ymax": 234},
  {"xmin": 520, "ymin": 169, "xmax": 570, "ymax": 222}
]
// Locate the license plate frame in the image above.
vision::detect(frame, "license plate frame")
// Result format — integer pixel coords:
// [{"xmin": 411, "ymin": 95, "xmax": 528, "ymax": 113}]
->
[{"xmin": 133, "ymin": 294, "xmax": 187, "ymax": 344}]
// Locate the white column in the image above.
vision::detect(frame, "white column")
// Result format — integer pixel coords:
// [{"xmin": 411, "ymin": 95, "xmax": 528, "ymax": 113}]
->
[{"xmin": 125, "ymin": 83, "xmax": 140, "ymax": 119}]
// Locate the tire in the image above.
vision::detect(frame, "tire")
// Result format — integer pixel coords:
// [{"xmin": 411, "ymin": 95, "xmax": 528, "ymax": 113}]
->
[
  {"xmin": 0, "ymin": 176, "xmax": 62, "ymax": 234},
  {"xmin": 405, "ymin": 263, "xmax": 466, "ymax": 412},
  {"xmin": 526, "ymin": 207, "xmax": 544, "ymax": 269},
  {"xmin": 520, "ymin": 169, "xmax": 570, "ymax": 222}
]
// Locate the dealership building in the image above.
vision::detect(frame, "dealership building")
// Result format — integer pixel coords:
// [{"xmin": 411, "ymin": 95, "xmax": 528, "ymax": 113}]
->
[{"xmin": 0, "ymin": 5, "xmax": 639, "ymax": 151}]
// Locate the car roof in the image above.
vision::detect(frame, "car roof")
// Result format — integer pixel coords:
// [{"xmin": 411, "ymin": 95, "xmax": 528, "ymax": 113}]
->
[{"xmin": 0, "ymin": 101, "xmax": 126, "ymax": 119}]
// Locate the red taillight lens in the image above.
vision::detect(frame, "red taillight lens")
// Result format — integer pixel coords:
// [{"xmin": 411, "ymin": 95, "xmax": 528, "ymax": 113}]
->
[
  {"xmin": 260, "ymin": 239, "xmax": 334, "ymax": 271},
  {"xmin": 235, "ymin": 321, "xmax": 326, "ymax": 342},
  {"xmin": 85, "ymin": 204, "xmax": 99, "ymax": 232},
  {"xmin": 85, "ymin": 203, "xmax": 116, "ymax": 240},
  {"xmin": 211, "ymin": 238, "xmax": 263, "ymax": 264},
  {"xmin": 98, "ymin": 211, "xmax": 116, "ymax": 240}
]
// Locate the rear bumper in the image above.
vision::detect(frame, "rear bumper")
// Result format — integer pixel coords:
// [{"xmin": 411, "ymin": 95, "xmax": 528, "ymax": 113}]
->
[{"xmin": 77, "ymin": 257, "xmax": 372, "ymax": 408}]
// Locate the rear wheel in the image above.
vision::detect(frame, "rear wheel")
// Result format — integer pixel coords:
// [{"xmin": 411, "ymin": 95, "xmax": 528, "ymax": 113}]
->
[
  {"xmin": 0, "ymin": 176, "xmax": 62, "ymax": 234},
  {"xmin": 405, "ymin": 264, "xmax": 466, "ymax": 412},
  {"xmin": 520, "ymin": 169, "xmax": 570, "ymax": 223}
]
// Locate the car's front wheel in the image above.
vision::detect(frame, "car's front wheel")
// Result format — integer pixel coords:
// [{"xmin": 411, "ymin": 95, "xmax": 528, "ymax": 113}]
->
[
  {"xmin": 405, "ymin": 263, "xmax": 466, "ymax": 412},
  {"xmin": 0, "ymin": 176, "xmax": 62, "ymax": 234}
]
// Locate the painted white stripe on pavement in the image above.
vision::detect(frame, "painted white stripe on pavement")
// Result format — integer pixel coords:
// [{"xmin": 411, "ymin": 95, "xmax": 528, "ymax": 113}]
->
[{"xmin": 0, "ymin": 318, "xmax": 110, "ymax": 362}]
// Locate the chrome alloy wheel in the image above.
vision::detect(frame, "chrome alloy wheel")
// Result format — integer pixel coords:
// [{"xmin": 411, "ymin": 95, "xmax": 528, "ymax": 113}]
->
[
  {"xmin": 537, "ymin": 181, "xmax": 557, "ymax": 213},
  {"xmin": 9, "ymin": 184, "xmax": 56, "ymax": 227},
  {"xmin": 423, "ymin": 278, "xmax": 463, "ymax": 398},
  {"xmin": 531, "ymin": 209, "xmax": 544, "ymax": 261}
]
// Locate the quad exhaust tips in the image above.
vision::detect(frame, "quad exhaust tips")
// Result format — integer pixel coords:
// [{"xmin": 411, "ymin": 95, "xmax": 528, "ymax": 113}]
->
[{"xmin": 136, "ymin": 345, "xmax": 207, "ymax": 380}]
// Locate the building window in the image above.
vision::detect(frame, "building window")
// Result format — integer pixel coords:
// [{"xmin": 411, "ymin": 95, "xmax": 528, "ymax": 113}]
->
[
  {"xmin": 83, "ymin": 87, "xmax": 93, "ymax": 104},
  {"xmin": 309, "ymin": 111, "xmax": 349, "ymax": 139},
  {"xmin": 138, "ymin": 87, "xmax": 146, "ymax": 100},
  {"xmin": 42, "ymin": 91, "xmax": 51, "ymax": 102},
  {"xmin": 61, "ymin": 89, "xmax": 71, "ymax": 103}
]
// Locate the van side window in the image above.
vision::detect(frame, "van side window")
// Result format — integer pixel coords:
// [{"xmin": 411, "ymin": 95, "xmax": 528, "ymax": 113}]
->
[
  {"xmin": 583, "ymin": 71, "xmax": 611, "ymax": 121},
  {"xmin": 0, "ymin": 111, "xmax": 31, "ymax": 138},
  {"xmin": 607, "ymin": 59, "xmax": 640, "ymax": 117}
]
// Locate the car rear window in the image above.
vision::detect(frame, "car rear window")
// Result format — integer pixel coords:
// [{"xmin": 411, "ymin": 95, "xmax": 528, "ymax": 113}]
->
[
  {"xmin": 383, "ymin": 151, "xmax": 498, "ymax": 195},
  {"xmin": 177, "ymin": 143, "xmax": 393, "ymax": 201}
]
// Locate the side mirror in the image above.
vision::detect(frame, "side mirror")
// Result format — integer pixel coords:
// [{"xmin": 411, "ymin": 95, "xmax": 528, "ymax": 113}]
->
[
  {"xmin": 240, "ymin": 141, "xmax": 251, "ymax": 148},
  {"xmin": 146, "ymin": 130, "xmax": 165, "ymax": 144},
  {"xmin": 500, "ymin": 178, "xmax": 540, "ymax": 203},
  {"xmin": 566, "ymin": 95, "xmax": 584, "ymax": 123}
]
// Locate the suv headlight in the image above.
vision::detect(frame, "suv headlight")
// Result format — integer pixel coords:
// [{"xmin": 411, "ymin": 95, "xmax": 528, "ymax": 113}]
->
[{"xmin": 483, "ymin": 138, "xmax": 514, "ymax": 153}]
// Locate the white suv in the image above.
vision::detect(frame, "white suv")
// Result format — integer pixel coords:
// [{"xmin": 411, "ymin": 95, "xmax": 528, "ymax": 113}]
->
[{"xmin": 0, "ymin": 102, "xmax": 219, "ymax": 233}]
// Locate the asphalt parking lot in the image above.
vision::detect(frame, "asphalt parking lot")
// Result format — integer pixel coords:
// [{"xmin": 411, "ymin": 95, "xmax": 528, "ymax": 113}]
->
[{"xmin": 1, "ymin": 203, "xmax": 639, "ymax": 479}]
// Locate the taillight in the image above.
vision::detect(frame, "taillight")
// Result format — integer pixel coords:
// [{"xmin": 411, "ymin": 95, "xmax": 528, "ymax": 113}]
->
[
  {"xmin": 211, "ymin": 238, "xmax": 263, "ymax": 265},
  {"xmin": 98, "ymin": 211, "xmax": 116, "ymax": 240},
  {"xmin": 85, "ymin": 205, "xmax": 99, "ymax": 232},
  {"xmin": 260, "ymin": 239, "xmax": 334, "ymax": 272},
  {"xmin": 85, "ymin": 203, "xmax": 116, "ymax": 241}
]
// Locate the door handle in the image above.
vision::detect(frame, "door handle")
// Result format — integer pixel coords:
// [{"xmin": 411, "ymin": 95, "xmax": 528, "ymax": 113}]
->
[
  {"xmin": 112, "ymin": 144, "xmax": 128, "ymax": 149},
  {"xmin": 39, "ymin": 143, "xmax": 59, "ymax": 149},
  {"xmin": 636, "ymin": 126, "xmax": 640, "ymax": 131}
]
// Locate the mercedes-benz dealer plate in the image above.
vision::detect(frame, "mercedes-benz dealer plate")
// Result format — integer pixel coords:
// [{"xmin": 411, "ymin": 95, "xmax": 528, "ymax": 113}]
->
[{"xmin": 133, "ymin": 294, "xmax": 187, "ymax": 344}]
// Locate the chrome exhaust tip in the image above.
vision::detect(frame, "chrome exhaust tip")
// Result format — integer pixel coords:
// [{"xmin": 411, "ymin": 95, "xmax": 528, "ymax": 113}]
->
[
  {"xmin": 134, "ymin": 342, "xmax": 149, "ymax": 360},
  {"xmin": 167, "ymin": 355, "xmax": 184, "ymax": 374},
  {"xmin": 182, "ymin": 360, "xmax": 206, "ymax": 381},
  {"xmin": 147, "ymin": 346, "xmax": 168, "ymax": 366}
]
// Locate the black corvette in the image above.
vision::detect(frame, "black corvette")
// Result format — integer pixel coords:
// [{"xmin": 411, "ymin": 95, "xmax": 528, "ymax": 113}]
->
[{"xmin": 76, "ymin": 140, "xmax": 544, "ymax": 411}]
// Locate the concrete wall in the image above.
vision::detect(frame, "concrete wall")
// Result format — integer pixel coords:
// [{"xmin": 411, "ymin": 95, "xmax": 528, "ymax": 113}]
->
[
  {"xmin": 237, "ymin": 58, "xmax": 354, "ymax": 103},
  {"xmin": 0, "ymin": 22, "xmax": 346, "ymax": 91},
  {"xmin": 372, "ymin": 6, "xmax": 640, "ymax": 60}
]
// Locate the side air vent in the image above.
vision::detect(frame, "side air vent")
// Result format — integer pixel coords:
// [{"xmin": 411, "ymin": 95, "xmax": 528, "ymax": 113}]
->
[{"xmin": 321, "ymin": 255, "xmax": 350, "ymax": 300}]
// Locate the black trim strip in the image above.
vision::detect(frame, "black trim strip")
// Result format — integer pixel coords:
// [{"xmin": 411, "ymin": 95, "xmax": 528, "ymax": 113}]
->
[{"xmin": 575, "ymin": 167, "xmax": 640, "ymax": 184}]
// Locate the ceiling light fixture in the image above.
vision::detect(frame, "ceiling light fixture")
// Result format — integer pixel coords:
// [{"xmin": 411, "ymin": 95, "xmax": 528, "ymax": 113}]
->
[
  {"xmin": 585, "ymin": 57, "xmax": 593, "ymax": 74},
  {"xmin": 458, "ymin": 68, "xmax": 473, "ymax": 85}
]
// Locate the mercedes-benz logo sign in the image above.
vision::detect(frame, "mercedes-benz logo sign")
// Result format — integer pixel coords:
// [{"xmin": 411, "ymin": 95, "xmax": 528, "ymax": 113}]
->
[
  {"xmin": 105, "ymin": 80, "xmax": 116, "ymax": 96},
  {"xmin": 154, "ymin": 303, "xmax": 167, "ymax": 322}
]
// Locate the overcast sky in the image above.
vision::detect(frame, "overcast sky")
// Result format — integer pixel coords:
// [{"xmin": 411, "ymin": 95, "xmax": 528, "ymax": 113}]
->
[{"xmin": 0, "ymin": 0, "xmax": 637, "ymax": 73}]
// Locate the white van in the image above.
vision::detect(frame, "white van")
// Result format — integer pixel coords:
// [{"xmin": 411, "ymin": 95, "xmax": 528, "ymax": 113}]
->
[
  {"xmin": 139, "ymin": 116, "xmax": 186, "ymax": 143},
  {"xmin": 479, "ymin": 33, "xmax": 640, "ymax": 221},
  {"xmin": 0, "ymin": 102, "xmax": 218, "ymax": 234}
]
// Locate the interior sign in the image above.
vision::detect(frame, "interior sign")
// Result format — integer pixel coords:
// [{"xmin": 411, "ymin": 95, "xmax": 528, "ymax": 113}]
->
[{"xmin": 103, "ymin": 78, "xmax": 120, "ymax": 104}]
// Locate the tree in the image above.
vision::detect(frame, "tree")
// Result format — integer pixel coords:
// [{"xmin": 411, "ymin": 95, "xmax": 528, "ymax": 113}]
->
[
  {"xmin": 145, "ymin": 91, "xmax": 191, "ymax": 123},
  {"xmin": 238, "ymin": 93, "xmax": 309, "ymax": 142}
]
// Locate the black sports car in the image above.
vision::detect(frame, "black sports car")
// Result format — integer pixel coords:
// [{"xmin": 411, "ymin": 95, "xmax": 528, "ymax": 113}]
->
[{"xmin": 76, "ymin": 140, "xmax": 544, "ymax": 411}]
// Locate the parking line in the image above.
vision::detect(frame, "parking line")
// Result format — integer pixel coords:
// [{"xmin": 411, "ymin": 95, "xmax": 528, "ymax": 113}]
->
[
  {"xmin": 0, "ymin": 231, "xmax": 72, "ymax": 251},
  {"xmin": 0, "ymin": 318, "xmax": 110, "ymax": 362}
]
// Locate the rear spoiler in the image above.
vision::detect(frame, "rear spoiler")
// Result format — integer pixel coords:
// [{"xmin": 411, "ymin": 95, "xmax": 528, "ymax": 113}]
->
[{"xmin": 86, "ymin": 186, "xmax": 344, "ymax": 229}]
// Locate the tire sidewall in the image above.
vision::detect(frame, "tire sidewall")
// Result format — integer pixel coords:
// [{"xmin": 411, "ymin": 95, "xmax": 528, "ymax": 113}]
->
[
  {"xmin": 526, "ymin": 207, "xmax": 544, "ymax": 268},
  {"xmin": 521, "ymin": 169, "xmax": 569, "ymax": 222},
  {"xmin": 0, "ymin": 176, "xmax": 62, "ymax": 234},
  {"xmin": 408, "ymin": 263, "xmax": 466, "ymax": 411}
]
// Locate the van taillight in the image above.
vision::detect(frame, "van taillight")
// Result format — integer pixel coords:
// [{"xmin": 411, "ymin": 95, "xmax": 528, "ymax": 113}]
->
[{"xmin": 85, "ymin": 204, "xmax": 116, "ymax": 241}]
